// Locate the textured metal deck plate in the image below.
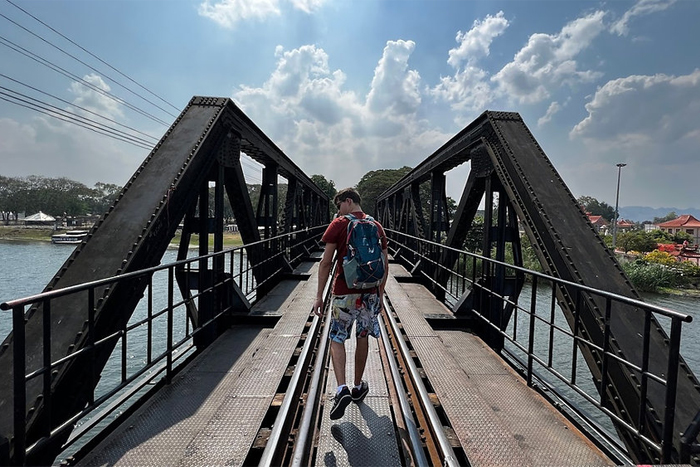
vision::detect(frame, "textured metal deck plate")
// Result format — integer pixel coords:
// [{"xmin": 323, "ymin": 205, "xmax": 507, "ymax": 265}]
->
[
  {"xmin": 76, "ymin": 262, "xmax": 321, "ymax": 466},
  {"xmin": 387, "ymin": 275, "xmax": 613, "ymax": 466},
  {"xmin": 315, "ymin": 336, "xmax": 400, "ymax": 466}
]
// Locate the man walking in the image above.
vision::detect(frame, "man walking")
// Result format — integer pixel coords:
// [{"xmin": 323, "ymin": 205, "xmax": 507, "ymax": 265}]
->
[{"xmin": 313, "ymin": 187, "xmax": 389, "ymax": 420}]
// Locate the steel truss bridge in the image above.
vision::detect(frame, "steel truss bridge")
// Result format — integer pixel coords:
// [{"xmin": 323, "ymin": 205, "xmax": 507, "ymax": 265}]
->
[{"xmin": 0, "ymin": 97, "xmax": 698, "ymax": 466}]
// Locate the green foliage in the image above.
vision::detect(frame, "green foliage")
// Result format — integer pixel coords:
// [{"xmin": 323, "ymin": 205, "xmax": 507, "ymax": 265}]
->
[
  {"xmin": 652, "ymin": 211, "xmax": 678, "ymax": 224},
  {"xmin": 355, "ymin": 167, "xmax": 413, "ymax": 217},
  {"xmin": 577, "ymin": 195, "xmax": 615, "ymax": 221},
  {"xmin": 245, "ymin": 184, "xmax": 288, "ymax": 221},
  {"xmin": 649, "ymin": 229, "xmax": 673, "ymax": 243},
  {"xmin": 463, "ymin": 215, "xmax": 484, "ymax": 253},
  {"xmin": 624, "ymin": 251, "xmax": 700, "ymax": 292},
  {"xmin": 519, "ymin": 233, "xmax": 543, "ymax": 272},
  {"xmin": 0, "ymin": 175, "xmax": 121, "ymax": 217},
  {"xmin": 616, "ymin": 231, "xmax": 659, "ymax": 253},
  {"xmin": 622, "ymin": 261, "xmax": 679, "ymax": 292},
  {"xmin": 671, "ymin": 231, "xmax": 693, "ymax": 244},
  {"xmin": 644, "ymin": 250, "xmax": 677, "ymax": 266},
  {"xmin": 311, "ymin": 174, "xmax": 337, "ymax": 219}
]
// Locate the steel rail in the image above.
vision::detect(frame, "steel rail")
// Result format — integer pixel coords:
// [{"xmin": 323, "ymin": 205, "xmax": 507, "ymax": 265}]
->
[
  {"xmin": 257, "ymin": 312, "xmax": 321, "ymax": 467},
  {"xmin": 377, "ymin": 310, "xmax": 430, "ymax": 467},
  {"xmin": 259, "ymin": 261, "xmax": 335, "ymax": 467},
  {"xmin": 383, "ymin": 295, "xmax": 461, "ymax": 467},
  {"xmin": 290, "ymin": 308, "xmax": 332, "ymax": 467}
]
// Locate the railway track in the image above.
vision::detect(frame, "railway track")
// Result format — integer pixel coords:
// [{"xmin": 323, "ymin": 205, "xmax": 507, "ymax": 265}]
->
[{"xmin": 242, "ymin": 292, "xmax": 470, "ymax": 466}]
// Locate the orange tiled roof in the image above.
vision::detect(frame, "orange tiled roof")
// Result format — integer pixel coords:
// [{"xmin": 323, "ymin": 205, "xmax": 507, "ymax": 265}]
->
[
  {"xmin": 657, "ymin": 214, "xmax": 700, "ymax": 228},
  {"xmin": 588, "ymin": 215, "xmax": 608, "ymax": 226}
]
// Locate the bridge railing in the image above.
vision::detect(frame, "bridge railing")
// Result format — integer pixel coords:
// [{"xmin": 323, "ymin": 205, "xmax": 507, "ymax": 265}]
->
[
  {"xmin": 386, "ymin": 228, "xmax": 696, "ymax": 464},
  {"xmin": 0, "ymin": 226, "xmax": 324, "ymax": 466}
]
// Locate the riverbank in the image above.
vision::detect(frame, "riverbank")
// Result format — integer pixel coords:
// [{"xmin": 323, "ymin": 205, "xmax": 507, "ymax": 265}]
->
[{"xmin": 0, "ymin": 226, "xmax": 244, "ymax": 248}]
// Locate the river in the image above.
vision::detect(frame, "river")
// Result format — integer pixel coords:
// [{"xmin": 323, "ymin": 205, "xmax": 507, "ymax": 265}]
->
[{"xmin": 1, "ymin": 240, "xmax": 699, "ymax": 406}]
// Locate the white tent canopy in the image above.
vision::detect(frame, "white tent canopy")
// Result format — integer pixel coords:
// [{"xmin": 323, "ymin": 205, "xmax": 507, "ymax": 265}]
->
[{"xmin": 24, "ymin": 211, "xmax": 55, "ymax": 222}]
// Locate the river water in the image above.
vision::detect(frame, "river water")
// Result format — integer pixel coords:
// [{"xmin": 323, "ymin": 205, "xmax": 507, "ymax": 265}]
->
[{"xmin": 1, "ymin": 241, "xmax": 699, "ymax": 419}]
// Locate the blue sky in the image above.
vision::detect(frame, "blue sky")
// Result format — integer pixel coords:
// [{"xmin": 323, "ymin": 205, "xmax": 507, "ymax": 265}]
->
[{"xmin": 1, "ymin": 0, "xmax": 698, "ymax": 209}]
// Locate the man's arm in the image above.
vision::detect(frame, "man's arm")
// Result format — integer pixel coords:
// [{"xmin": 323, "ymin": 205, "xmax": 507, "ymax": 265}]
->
[{"xmin": 314, "ymin": 242, "xmax": 336, "ymax": 317}]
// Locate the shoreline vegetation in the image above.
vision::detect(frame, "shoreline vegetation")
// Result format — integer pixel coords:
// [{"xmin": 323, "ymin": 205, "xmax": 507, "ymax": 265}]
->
[
  {"xmin": 0, "ymin": 226, "xmax": 243, "ymax": 248},
  {"xmin": 2, "ymin": 226, "xmax": 698, "ymax": 298}
]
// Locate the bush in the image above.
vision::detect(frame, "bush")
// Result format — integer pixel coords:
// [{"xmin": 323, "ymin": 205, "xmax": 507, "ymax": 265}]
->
[
  {"xmin": 622, "ymin": 261, "xmax": 679, "ymax": 292},
  {"xmin": 644, "ymin": 250, "xmax": 677, "ymax": 266}
]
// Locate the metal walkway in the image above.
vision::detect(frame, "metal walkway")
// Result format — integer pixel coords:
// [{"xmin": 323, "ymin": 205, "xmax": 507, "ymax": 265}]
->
[{"xmin": 71, "ymin": 260, "xmax": 611, "ymax": 467}]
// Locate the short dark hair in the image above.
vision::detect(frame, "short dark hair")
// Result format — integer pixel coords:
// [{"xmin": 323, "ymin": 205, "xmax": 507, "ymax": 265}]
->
[{"xmin": 333, "ymin": 187, "xmax": 361, "ymax": 206}]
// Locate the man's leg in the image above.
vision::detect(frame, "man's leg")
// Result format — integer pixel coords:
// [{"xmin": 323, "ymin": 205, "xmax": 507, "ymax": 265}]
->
[
  {"xmin": 330, "ymin": 340, "xmax": 346, "ymax": 386},
  {"xmin": 329, "ymin": 339, "xmax": 352, "ymax": 420},
  {"xmin": 354, "ymin": 336, "xmax": 369, "ymax": 386}
]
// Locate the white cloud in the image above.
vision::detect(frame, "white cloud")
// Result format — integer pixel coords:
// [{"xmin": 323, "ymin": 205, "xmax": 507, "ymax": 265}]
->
[
  {"xmin": 69, "ymin": 74, "xmax": 123, "ymax": 120},
  {"xmin": 570, "ymin": 69, "xmax": 700, "ymax": 149},
  {"xmin": 447, "ymin": 11, "xmax": 509, "ymax": 69},
  {"xmin": 0, "ymin": 74, "xmax": 147, "ymax": 186},
  {"xmin": 289, "ymin": 0, "xmax": 325, "ymax": 14},
  {"xmin": 198, "ymin": 0, "xmax": 325, "ymax": 27},
  {"xmin": 430, "ymin": 12, "xmax": 509, "ymax": 113},
  {"xmin": 233, "ymin": 43, "xmax": 448, "ymax": 188},
  {"xmin": 492, "ymin": 11, "xmax": 606, "ymax": 104},
  {"xmin": 538, "ymin": 101, "xmax": 561, "ymax": 127},
  {"xmin": 198, "ymin": 0, "xmax": 281, "ymax": 28},
  {"xmin": 366, "ymin": 40, "xmax": 422, "ymax": 117},
  {"xmin": 611, "ymin": 0, "xmax": 677, "ymax": 36}
]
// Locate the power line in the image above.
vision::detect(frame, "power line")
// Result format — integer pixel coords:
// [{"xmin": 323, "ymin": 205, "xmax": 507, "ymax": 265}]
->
[
  {"xmin": 0, "ymin": 74, "xmax": 160, "ymax": 143},
  {"xmin": 4, "ymin": 0, "xmax": 180, "ymax": 113},
  {"xmin": 0, "ymin": 35, "xmax": 172, "ymax": 127},
  {"xmin": 0, "ymin": 90, "xmax": 153, "ymax": 149}
]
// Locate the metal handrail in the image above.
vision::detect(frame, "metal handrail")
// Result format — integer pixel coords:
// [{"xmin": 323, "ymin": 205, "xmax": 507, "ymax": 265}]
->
[
  {"xmin": 0, "ymin": 227, "xmax": 325, "ymax": 465},
  {"xmin": 386, "ymin": 228, "xmax": 696, "ymax": 463}
]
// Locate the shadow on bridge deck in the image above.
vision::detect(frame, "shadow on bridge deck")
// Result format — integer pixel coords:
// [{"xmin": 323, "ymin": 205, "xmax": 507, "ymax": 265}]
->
[{"xmin": 71, "ymin": 260, "xmax": 613, "ymax": 467}]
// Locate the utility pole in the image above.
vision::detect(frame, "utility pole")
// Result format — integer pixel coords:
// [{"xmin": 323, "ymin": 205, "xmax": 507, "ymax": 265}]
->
[{"xmin": 612, "ymin": 163, "xmax": 627, "ymax": 250}]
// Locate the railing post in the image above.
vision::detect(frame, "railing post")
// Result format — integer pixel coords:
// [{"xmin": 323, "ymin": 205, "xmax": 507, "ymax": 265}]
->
[
  {"xmin": 638, "ymin": 308, "xmax": 652, "ymax": 436},
  {"xmin": 599, "ymin": 298, "xmax": 612, "ymax": 410},
  {"xmin": 661, "ymin": 317, "xmax": 683, "ymax": 462},
  {"xmin": 42, "ymin": 300, "xmax": 52, "ymax": 438},
  {"xmin": 88, "ymin": 289, "xmax": 96, "ymax": 405},
  {"xmin": 527, "ymin": 276, "xmax": 537, "ymax": 387},
  {"xmin": 12, "ymin": 305, "xmax": 26, "ymax": 465},
  {"xmin": 167, "ymin": 267, "xmax": 174, "ymax": 384}
]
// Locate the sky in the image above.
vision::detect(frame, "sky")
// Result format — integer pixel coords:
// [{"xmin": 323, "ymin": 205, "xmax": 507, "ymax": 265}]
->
[{"xmin": 1, "ymin": 0, "xmax": 699, "ymax": 210}]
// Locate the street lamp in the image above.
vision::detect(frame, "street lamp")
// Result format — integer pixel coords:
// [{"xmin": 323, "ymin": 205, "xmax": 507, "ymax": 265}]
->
[{"xmin": 612, "ymin": 163, "xmax": 627, "ymax": 250}]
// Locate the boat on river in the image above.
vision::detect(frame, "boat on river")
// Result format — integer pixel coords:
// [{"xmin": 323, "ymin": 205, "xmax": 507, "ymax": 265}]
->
[{"xmin": 51, "ymin": 230, "xmax": 88, "ymax": 244}]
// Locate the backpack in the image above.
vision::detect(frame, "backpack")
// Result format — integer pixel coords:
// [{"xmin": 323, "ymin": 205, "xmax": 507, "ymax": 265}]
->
[{"xmin": 342, "ymin": 214, "xmax": 386, "ymax": 289}]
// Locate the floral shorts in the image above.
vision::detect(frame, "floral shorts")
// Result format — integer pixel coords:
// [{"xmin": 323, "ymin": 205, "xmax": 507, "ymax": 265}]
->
[{"xmin": 329, "ymin": 293, "xmax": 381, "ymax": 344}]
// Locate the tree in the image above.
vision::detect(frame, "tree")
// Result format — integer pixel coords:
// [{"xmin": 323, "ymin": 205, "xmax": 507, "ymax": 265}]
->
[
  {"xmin": 356, "ymin": 167, "xmax": 413, "ymax": 217},
  {"xmin": 0, "ymin": 175, "xmax": 104, "ymax": 216},
  {"xmin": 616, "ymin": 231, "xmax": 660, "ymax": 254},
  {"xmin": 90, "ymin": 183, "xmax": 122, "ymax": 215},
  {"xmin": 653, "ymin": 212, "xmax": 678, "ymax": 224},
  {"xmin": 577, "ymin": 195, "xmax": 615, "ymax": 221},
  {"xmin": 311, "ymin": 174, "xmax": 337, "ymax": 218}
]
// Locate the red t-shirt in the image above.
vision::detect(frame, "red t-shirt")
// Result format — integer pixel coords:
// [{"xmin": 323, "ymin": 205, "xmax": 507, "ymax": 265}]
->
[{"xmin": 321, "ymin": 211, "xmax": 388, "ymax": 295}]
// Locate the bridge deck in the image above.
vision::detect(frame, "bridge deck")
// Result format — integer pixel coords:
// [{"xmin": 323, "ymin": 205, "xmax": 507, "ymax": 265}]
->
[{"xmin": 73, "ymin": 261, "xmax": 612, "ymax": 467}]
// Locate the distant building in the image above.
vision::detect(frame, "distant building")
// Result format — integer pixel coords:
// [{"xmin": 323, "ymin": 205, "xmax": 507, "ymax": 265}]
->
[
  {"xmin": 616, "ymin": 219, "xmax": 635, "ymax": 233},
  {"xmin": 23, "ymin": 211, "xmax": 55, "ymax": 226},
  {"xmin": 656, "ymin": 214, "xmax": 700, "ymax": 245},
  {"xmin": 588, "ymin": 215, "xmax": 609, "ymax": 234}
]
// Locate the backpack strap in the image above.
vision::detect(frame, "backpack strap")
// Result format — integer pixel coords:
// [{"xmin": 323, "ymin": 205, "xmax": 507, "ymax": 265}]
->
[{"xmin": 343, "ymin": 213, "xmax": 357, "ymax": 246}]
